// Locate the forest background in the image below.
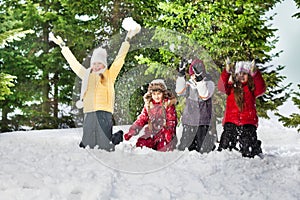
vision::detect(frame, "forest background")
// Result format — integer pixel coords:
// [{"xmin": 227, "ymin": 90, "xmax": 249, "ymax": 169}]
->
[{"xmin": 0, "ymin": 0, "xmax": 299, "ymax": 133}]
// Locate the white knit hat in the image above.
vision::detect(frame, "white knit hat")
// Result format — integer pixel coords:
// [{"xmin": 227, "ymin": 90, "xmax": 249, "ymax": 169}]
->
[
  {"xmin": 235, "ymin": 61, "xmax": 251, "ymax": 74},
  {"xmin": 90, "ymin": 47, "xmax": 108, "ymax": 68}
]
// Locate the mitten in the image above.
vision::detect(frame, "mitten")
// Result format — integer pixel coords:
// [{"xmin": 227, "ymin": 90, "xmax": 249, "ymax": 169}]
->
[
  {"xmin": 112, "ymin": 130, "xmax": 124, "ymax": 145},
  {"xmin": 126, "ymin": 27, "xmax": 141, "ymax": 39},
  {"xmin": 49, "ymin": 32, "xmax": 65, "ymax": 48},
  {"xmin": 124, "ymin": 132, "xmax": 133, "ymax": 141},
  {"xmin": 178, "ymin": 58, "xmax": 187, "ymax": 77},
  {"xmin": 225, "ymin": 57, "xmax": 233, "ymax": 74},
  {"xmin": 250, "ymin": 59, "xmax": 257, "ymax": 76},
  {"xmin": 122, "ymin": 17, "xmax": 141, "ymax": 40},
  {"xmin": 164, "ymin": 130, "xmax": 173, "ymax": 143}
]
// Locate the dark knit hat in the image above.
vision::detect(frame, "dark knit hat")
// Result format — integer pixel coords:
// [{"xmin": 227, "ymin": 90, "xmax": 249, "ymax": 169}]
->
[{"xmin": 189, "ymin": 59, "xmax": 206, "ymax": 76}]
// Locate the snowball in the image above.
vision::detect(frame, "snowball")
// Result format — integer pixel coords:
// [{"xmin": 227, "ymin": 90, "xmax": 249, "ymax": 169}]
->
[{"xmin": 122, "ymin": 17, "xmax": 141, "ymax": 31}]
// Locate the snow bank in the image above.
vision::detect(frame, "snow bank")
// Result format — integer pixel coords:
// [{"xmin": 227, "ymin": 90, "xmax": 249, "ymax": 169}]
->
[{"xmin": 0, "ymin": 117, "xmax": 299, "ymax": 200}]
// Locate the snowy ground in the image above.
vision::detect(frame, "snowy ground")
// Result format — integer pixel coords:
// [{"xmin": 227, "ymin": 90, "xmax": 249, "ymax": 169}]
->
[{"xmin": 0, "ymin": 117, "xmax": 299, "ymax": 200}]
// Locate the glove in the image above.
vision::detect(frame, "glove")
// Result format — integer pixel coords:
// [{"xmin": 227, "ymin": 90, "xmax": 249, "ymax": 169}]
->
[
  {"xmin": 111, "ymin": 130, "xmax": 124, "ymax": 145},
  {"xmin": 124, "ymin": 132, "xmax": 133, "ymax": 141},
  {"xmin": 250, "ymin": 59, "xmax": 257, "ymax": 76},
  {"xmin": 126, "ymin": 27, "xmax": 141, "ymax": 40},
  {"xmin": 225, "ymin": 57, "xmax": 233, "ymax": 74},
  {"xmin": 49, "ymin": 32, "xmax": 65, "ymax": 48},
  {"xmin": 192, "ymin": 62, "xmax": 205, "ymax": 82},
  {"xmin": 164, "ymin": 130, "xmax": 173, "ymax": 143},
  {"xmin": 178, "ymin": 58, "xmax": 187, "ymax": 77}
]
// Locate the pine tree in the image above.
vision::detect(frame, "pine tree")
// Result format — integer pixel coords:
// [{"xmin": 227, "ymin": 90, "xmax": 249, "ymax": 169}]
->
[
  {"xmin": 0, "ymin": 0, "xmax": 162, "ymax": 130},
  {"xmin": 293, "ymin": 0, "xmax": 300, "ymax": 18},
  {"xmin": 141, "ymin": 0, "xmax": 292, "ymax": 136},
  {"xmin": 276, "ymin": 84, "xmax": 300, "ymax": 132}
]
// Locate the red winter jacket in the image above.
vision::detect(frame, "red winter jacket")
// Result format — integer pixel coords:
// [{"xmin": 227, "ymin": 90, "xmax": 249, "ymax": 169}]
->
[
  {"xmin": 124, "ymin": 98, "xmax": 177, "ymax": 151},
  {"xmin": 218, "ymin": 69, "xmax": 266, "ymax": 127}
]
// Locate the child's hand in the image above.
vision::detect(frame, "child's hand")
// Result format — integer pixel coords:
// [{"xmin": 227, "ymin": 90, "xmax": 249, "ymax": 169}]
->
[
  {"xmin": 126, "ymin": 27, "xmax": 141, "ymax": 39},
  {"xmin": 178, "ymin": 58, "xmax": 187, "ymax": 77},
  {"xmin": 124, "ymin": 133, "xmax": 132, "ymax": 141},
  {"xmin": 49, "ymin": 32, "xmax": 65, "ymax": 47},
  {"xmin": 250, "ymin": 59, "xmax": 257, "ymax": 76},
  {"xmin": 122, "ymin": 17, "xmax": 141, "ymax": 40},
  {"xmin": 225, "ymin": 57, "xmax": 233, "ymax": 73},
  {"xmin": 165, "ymin": 131, "xmax": 173, "ymax": 143}
]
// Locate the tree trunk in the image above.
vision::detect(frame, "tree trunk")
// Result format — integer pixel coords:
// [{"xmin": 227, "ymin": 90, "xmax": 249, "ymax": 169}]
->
[
  {"xmin": 53, "ymin": 72, "xmax": 59, "ymax": 119},
  {"xmin": 1, "ymin": 103, "xmax": 10, "ymax": 132}
]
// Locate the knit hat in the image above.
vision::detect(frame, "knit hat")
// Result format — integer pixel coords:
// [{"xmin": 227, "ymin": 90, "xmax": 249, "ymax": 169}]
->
[
  {"xmin": 235, "ymin": 61, "xmax": 251, "ymax": 74},
  {"xmin": 90, "ymin": 47, "xmax": 108, "ymax": 68},
  {"xmin": 148, "ymin": 79, "xmax": 167, "ymax": 92},
  {"xmin": 189, "ymin": 59, "xmax": 206, "ymax": 76}
]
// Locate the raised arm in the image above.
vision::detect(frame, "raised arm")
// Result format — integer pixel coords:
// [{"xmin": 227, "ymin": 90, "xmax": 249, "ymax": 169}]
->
[
  {"xmin": 175, "ymin": 58, "xmax": 188, "ymax": 96},
  {"xmin": 252, "ymin": 70, "xmax": 266, "ymax": 97},
  {"xmin": 110, "ymin": 18, "xmax": 141, "ymax": 81},
  {"xmin": 217, "ymin": 69, "xmax": 232, "ymax": 95},
  {"xmin": 109, "ymin": 41, "xmax": 130, "ymax": 81},
  {"xmin": 49, "ymin": 33, "xmax": 86, "ymax": 79}
]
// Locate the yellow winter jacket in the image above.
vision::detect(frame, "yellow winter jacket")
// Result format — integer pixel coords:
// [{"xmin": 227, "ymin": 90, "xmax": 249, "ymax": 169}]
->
[{"xmin": 61, "ymin": 41, "xmax": 130, "ymax": 113}]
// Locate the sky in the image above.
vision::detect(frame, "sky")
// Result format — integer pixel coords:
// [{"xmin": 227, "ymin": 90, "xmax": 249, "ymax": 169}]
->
[
  {"xmin": 268, "ymin": 0, "xmax": 299, "ymax": 88},
  {"xmin": 266, "ymin": 0, "xmax": 300, "ymax": 115}
]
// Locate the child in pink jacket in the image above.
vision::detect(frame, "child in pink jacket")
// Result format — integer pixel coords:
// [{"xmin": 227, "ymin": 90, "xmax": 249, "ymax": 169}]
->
[{"xmin": 124, "ymin": 79, "xmax": 178, "ymax": 151}]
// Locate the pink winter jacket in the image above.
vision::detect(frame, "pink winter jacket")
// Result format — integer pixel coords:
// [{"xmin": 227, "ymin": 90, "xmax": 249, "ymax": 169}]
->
[{"xmin": 125, "ymin": 98, "xmax": 177, "ymax": 151}]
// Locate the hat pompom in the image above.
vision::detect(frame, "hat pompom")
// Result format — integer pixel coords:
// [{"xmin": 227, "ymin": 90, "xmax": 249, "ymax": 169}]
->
[{"xmin": 76, "ymin": 100, "xmax": 84, "ymax": 109}]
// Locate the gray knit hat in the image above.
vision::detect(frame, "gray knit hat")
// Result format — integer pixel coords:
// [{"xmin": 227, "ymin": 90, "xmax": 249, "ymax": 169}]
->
[{"xmin": 90, "ymin": 47, "xmax": 108, "ymax": 68}]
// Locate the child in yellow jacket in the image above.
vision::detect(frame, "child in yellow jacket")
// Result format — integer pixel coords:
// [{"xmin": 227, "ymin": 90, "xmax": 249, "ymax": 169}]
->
[{"xmin": 50, "ymin": 18, "xmax": 141, "ymax": 151}]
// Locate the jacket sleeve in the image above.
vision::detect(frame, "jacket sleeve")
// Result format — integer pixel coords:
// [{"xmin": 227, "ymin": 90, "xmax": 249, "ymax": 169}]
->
[
  {"xmin": 196, "ymin": 79, "xmax": 215, "ymax": 100},
  {"xmin": 127, "ymin": 106, "xmax": 149, "ymax": 137},
  {"xmin": 161, "ymin": 104, "xmax": 177, "ymax": 142},
  {"xmin": 252, "ymin": 70, "xmax": 266, "ymax": 97},
  {"xmin": 175, "ymin": 76, "xmax": 187, "ymax": 96},
  {"xmin": 109, "ymin": 41, "xmax": 130, "ymax": 82},
  {"xmin": 218, "ymin": 69, "xmax": 232, "ymax": 95},
  {"xmin": 60, "ymin": 46, "xmax": 87, "ymax": 79}
]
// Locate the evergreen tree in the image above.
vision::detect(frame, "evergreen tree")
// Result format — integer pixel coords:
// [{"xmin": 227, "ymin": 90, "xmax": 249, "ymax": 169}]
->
[
  {"xmin": 293, "ymin": 0, "xmax": 300, "ymax": 18},
  {"xmin": 276, "ymin": 84, "xmax": 300, "ymax": 132},
  {"xmin": 0, "ymin": 73, "xmax": 16, "ymax": 100},
  {"xmin": 141, "ymin": 0, "xmax": 291, "ymax": 136},
  {"xmin": 0, "ymin": 0, "xmax": 162, "ymax": 130}
]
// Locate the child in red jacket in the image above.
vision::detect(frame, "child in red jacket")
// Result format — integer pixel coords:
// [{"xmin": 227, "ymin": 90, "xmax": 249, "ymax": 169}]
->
[
  {"xmin": 217, "ymin": 59, "xmax": 266, "ymax": 158},
  {"xmin": 124, "ymin": 79, "xmax": 178, "ymax": 151}
]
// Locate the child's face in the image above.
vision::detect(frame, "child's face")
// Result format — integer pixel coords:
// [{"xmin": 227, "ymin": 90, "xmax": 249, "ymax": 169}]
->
[
  {"xmin": 92, "ymin": 62, "xmax": 105, "ymax": 72},
  {"xmin": 236, "ymin": 72, "xmax": 249, "ymax": 83},
  {"xmin": 152, "ymin": 91, "xmax": 163, "ymax": 103}
]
